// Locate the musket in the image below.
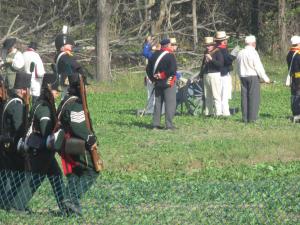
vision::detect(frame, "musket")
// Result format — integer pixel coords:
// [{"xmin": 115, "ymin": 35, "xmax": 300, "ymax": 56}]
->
[
  {"xmin": 79, "ymin": 74, "xmax": 104, "ymax": 172},
  {"xmin": 198, "ymin": 47, "xmax": 220, "ymax": 78},
  {"xmin": 0, "ymin": 79, "xmax": 7, "ymax": 102}
]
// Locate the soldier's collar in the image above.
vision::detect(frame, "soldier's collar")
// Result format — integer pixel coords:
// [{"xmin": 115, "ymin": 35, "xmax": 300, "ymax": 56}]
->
[{"xmin": 63, "ymin": 50, "xmax": 73, "ymax": 56}]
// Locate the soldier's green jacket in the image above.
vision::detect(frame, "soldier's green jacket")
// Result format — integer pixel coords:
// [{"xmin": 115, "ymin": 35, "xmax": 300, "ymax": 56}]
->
[
  {"xmin": 1, "ymin": 95, "xmax": 26, "ymax": 145},
  {"xmin": 57, "ymin": 95, "xmax": 94, "ymax": 174},
  {"xmin": 1, "ymin": 95, "xmax": 26, "ymax": 171},
  {"xmin": 30, "ymin": 99, "xmax": 55, "ymax": 138}
]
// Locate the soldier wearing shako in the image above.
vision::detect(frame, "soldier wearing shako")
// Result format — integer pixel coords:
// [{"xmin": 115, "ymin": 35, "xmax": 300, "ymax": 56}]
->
[
  {"xmin": 54, "ymin": 30, "xmax": 84, "ymax": 100},
  {"xmin": 47, "ymin": 73, "xmax": 103, "ymax": 215},
  {"xmin": 21, "ymin": 73, "xmax": 71, "ymax": 214},
  {"xmin": 0, "ymin": 72, "xmax": 31, "ymax": 210}
]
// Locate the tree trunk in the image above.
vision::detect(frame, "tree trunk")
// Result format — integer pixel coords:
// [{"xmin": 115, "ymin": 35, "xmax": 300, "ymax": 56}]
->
[
  {"xmin": 250, "ymin": 0, "xmax": 263, "ymax": 49},
  {"xmin": 151, "ymin": 0, "xmax": 170, "ymax": 35},
  {"xmin": 250, "ymin": 0, "xmax": 260, "ymax": 37},
  {"xmin": 192, "ymin": 0, "xmax": 198, "ymax": 50},
  {"xmin": 278, "ymin": 0, "xmax": 287, "ymax": 55},
  {"xmin": 96, "ymin": 0, "xmax": 112, "ymax": 82}
]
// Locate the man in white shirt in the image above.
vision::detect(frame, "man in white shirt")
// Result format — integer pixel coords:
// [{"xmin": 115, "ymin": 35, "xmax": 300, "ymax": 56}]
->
[
  {"xmin": 237, "ymin": 35, "xmax": 270, "ymax": 122},
  {"xmin": 1, "ymin": 38, "xmax": 25, "ymax": 95},
  {"xmin": 23, "ymin": 42, "xmax": 45, "ymax": 104}
]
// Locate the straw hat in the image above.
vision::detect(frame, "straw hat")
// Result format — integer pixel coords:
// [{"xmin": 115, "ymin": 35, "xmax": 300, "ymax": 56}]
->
[
  {"xmin": 170, "ymin": 38, "xmax": 177, "ymax": 45},
  {"xmin": 203, "ymin": 37, "xmax": 215, "ymax": 46},
  {"xmin": 214, "ymin": 31, "xmax": 229, "ymax": 41}
]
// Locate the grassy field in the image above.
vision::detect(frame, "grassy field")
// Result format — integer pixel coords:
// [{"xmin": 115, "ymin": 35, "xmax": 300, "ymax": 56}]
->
[{"xmin": 1, "ymin": 57, "xmax": 300, "ymax": 224}]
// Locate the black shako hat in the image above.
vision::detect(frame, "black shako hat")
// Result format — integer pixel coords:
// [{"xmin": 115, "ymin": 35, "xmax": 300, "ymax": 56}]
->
[
  {"xmin": 55, "ymin": 34, "xmax": 75, "ymax": 50},
  {"xmin": 14, "ymin": 72, "xmax": 31, "ymax": 89},
  {"xmin": 28, "ymin": 41, "xmax": 38, "ymax": 50},
  {"xmin": 42, "ymin": 73, "xmax": 60, "ymax": 91},
  {"xmin": 2, "ymin": 38, "xmax": 16, "ymax": 50}
]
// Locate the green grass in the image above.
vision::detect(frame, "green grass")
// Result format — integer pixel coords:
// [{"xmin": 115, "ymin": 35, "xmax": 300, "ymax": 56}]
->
[{"xmin": 1, "ymin": 57, "xmax": 300, "ymax": 224}]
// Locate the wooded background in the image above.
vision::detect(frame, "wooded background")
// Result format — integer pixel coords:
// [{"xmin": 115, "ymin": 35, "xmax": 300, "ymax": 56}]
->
[{"xmin": 0, "ymin": 0, "xmax": 299, "ymax": 81}]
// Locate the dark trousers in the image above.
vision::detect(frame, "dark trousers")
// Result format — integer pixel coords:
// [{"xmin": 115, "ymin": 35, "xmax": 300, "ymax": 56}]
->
[
  {"xmin": 240, "ymin": 76, "xmax": 260, "ymax": 122},
  {"xmin": 65, "ymin": 168, "xmax": 98, "ymax": 212},
  {"xmin": 26, "ymin": 152, "xmax": 65, "ymax": 210},
  {"xmin": 291, "ymin": 95, "xmax": 300, "ymax": 116},
  {"xmin": 153, "ymin": 85, "xmax": 176, "ymax": 128}
]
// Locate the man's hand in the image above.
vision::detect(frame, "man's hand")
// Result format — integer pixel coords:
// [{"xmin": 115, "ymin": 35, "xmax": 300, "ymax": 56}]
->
[
  {"xmin": 205, "ymin": 54, "xmax": 212, "ymax": 62},
  {"xmin": 86, "ymin": 134, "xmax": 97, "ymax": 151},
  {"xmin": 154, "ymin": 73, "xmax": 162, "ymax": 79},
  {"xmin": 5, "ymin": 57, "xmax": 13, "ymax": 64}
]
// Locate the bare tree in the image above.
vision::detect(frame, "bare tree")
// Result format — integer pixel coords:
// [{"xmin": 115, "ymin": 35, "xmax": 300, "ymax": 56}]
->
[
  {"xmin": 192, "ymin": 0, "xmax": 198, "ymax": 50},
  {"xmin": 96, "ymin": 0, "xmax": 112, "ymax": 82},
  {"xmin": 278, "ymin": 0, "xmax": 287, "ymax": 55}
]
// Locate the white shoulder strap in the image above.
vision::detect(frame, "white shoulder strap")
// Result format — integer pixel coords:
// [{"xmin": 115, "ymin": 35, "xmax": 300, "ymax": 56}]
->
[
  {"xmin": 153, "ymin": 51, "xmax": 169, "ymax": 75},
  {"xmin": 57, "ymin": 96, "xmax": 79, "ymax": 120},
  {"xmin": 55, "ymin": 52, "xmax": 66, "ymax": 74},
  {"xmin": 288, "ymin": 51, "xmax": 298, "ymax": 76},
  {"xmin": 26, "ymin": 103, "xmax": 42, "ymax": 136},
  {"xmin": 1, "ymin": 98, "xmax": 23, "ymax": 131}
]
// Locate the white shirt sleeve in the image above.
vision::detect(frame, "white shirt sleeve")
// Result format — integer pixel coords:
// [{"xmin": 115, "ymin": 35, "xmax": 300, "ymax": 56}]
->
[
  {"xmin": 253, "ymin": 50, "xmax": 270, "ymax": 82},
  {"xmin": 12, "ymin": 51, "xmax": 25, "ymax": 71},
  {"xmin": 35, "ymin": 54, "xmax": 45, "ymax": 78}
]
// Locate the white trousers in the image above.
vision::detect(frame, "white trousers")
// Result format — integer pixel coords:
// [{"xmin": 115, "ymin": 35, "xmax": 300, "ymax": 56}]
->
[
  {"xmin": 204, "ymin": 72, "xmax": 222, "ymax": 116},
  {"xmin": 221, "ymin": 74, "xmax": 232, "ymax": 116}
]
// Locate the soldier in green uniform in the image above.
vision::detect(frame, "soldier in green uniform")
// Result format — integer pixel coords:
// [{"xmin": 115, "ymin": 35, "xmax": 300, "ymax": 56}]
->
[
  {"xmin": 0, "ymin": 72, "xmax": 31, "ymax": 210},
  {"xmin": 22, "ymin": 73, "xmax": 70, "ymax": 214},
  {"xmin": 52, "ymin": 73, "xmax": 99, "ymax": 215}
]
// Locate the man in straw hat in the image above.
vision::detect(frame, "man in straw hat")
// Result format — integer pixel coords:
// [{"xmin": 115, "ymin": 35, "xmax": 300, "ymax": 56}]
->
[
  {"xmin": 199, "ymin": 36, "xmax": 224, "ymax": 117},
  {"xmin": 214, "ymin": 31, "xmax": 236, "ymax": 116},
  {"xmin": 236, "ymin": 35, "xmax": 270, "ymax": 123},
  {"xmin": 286, "ymin": 35, "xmax": 300, "ymax": 119}
]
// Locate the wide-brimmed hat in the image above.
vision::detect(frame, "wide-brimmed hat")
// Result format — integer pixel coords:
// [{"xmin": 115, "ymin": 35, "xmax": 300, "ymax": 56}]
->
[
  {"xmin": 170, "ymin": 38, "xmax": 177, "ymax": 45},
  {"xmin": 214, "ymin": 31, "xmax": 229, "ymax": 41},
  {"xmin": 42, "ymin": 73, "xmax": 60, "ymax": 91},
  {"xmin": 203, "ymin": 37, "xmax": 215, "ymax": 46},
  {"xmin": 291, "ymin": 36, "xmax": 300, "ymax": 45},
  {"xmin": 14, "ymin": 72, "xmax": 31, "ymax": 89}
]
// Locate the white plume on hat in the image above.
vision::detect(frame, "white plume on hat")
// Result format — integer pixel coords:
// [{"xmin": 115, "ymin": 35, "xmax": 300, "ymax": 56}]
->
[
  {"xmin": 62, "ymin": 25, "xmax": 68, "ymax": 34},
  {"xmin": 245, "ymin": 35, "xmax": 256, "ymax": 44},
  {"xmin": 291, "ymin": 36, "xmax": 300, "ymax": 45}
]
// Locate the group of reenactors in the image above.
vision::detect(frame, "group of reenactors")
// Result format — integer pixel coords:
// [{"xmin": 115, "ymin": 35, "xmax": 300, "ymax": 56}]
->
[
  {"xmin": 144, "ymin": 31, "xmax": 300, "ymax": 125},
  {"xmin": 0, "ymin": 31, "xmax": 103, "ymax": 216}
]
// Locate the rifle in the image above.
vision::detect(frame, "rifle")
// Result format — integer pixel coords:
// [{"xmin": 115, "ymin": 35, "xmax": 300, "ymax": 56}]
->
[
  {"xmin": 198, "ymin": 47, "xmax": 220, "ymax": 78},
  {"xmin": 79, "ymin": 74, "xmax": 104, "ymax": 172},
  {"xmin": 0, "ymin": 79, "xmax": 7, "ymax": 102}
]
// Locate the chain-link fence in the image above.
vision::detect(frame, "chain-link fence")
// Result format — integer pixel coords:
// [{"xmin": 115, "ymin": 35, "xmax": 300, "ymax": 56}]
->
[{"xmin": 0, "ymin": 170, "xmax": 300, "ymax": 224}]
